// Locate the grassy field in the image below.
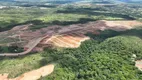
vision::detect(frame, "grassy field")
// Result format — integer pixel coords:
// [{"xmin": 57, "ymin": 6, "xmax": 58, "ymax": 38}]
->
[{"xmin": 0, "ymin": 53, "xmax": 43, "ymax": 78}]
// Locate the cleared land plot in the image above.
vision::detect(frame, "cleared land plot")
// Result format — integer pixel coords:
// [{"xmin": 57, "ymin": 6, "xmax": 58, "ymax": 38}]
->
[{"xmin": 45, "ymin": 34, "xmax": 90, "ymax": 48}]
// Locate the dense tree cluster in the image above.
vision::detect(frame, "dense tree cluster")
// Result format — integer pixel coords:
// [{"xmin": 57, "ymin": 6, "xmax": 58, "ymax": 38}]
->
[
  {"xmin": 40, "ymin": 29, "xmax": 142, "ymax": 80},
  {"xmin": 0, "ymin": 46, "xmax": 23, "ymax": 53}
]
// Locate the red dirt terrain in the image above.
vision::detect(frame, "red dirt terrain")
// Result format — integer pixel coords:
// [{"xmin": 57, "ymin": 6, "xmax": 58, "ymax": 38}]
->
[
  {"xmin": 40, "ymin": 33, "xmax": 90, "ymax": 48},
  {"xmin": 0, "ymin": 20, "xmax": 142, "ymax": 57}
]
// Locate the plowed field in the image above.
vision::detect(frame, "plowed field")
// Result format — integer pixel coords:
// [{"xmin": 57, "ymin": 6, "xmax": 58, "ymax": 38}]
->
[{"xmin": 41, "ymin": 33, "xmax": 90, "ymax": 48}]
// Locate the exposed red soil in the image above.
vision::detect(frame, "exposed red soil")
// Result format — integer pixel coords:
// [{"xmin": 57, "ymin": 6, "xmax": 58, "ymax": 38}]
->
[
  {"xmin": 41, "ymin": 34, "xmax": 90, "ymax": 48},
  {"xmin": 0, "ymin": 20, "xmax": 142, "ymax": 56}
]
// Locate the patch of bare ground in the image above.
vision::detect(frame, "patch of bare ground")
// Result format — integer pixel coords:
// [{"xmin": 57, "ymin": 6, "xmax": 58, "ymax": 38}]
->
[
  {"xmin": 0, "ymin": 20, "xmax": 142, "ymax": 56},
  {"xmin": 82, "ymin": 20, "xmax": 142, "ymax": 31},
  {"xmin": 40, "ymin": 33, "xmax": 90, "ymax": 48},
  {"xmin": 135, "ymin": 60, "xmax": 142, "ymax": 71},
  {"xmin": 0, "ymin": 64, "xmax": 54, "ymax": 80}
]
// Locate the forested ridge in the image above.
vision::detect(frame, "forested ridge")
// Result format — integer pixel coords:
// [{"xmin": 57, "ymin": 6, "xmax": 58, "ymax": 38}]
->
[{"xmin": 39, "ymin": 29, "xmax": 142, "ymax": 80}]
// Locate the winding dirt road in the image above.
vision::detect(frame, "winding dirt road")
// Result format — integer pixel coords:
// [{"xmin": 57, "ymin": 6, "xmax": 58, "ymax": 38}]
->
[{"xmin": 0, "ymin": 35, "xmax": 52, "ymax": 57}]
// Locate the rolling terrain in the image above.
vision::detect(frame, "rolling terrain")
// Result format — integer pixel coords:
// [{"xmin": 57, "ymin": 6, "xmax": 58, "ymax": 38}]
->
[
  {"xmin": 0, "ymin": 1, "xmax": 142, "ymax": 80},
  {"xmin": 0, "ymin": 20, "xmax": 142, "ymax": 80}
]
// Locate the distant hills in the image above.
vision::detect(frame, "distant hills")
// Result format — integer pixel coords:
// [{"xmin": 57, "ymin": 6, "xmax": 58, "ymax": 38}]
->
[
  {"xmin": 6, "ymin": 0, "xmax": 76, "ymax": 1},
  {"xmin": 1, "ymin": 0, "xmax": 142, "ymax": 3},
  {"xmin": 119, "ymin": 0, "xmax": 142, "ymax": 2}
]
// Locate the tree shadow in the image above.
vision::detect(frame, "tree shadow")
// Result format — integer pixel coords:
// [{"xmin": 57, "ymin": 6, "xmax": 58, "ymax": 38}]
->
[
  {"xmin": 0, "ymin": 20, "xmax": 22, "ymax": 32},
  {"xmin": 19, "ymin": 4, "xmax": 58, "ymax": 8},
  {"xmin": 0, "ymin": 20, "xmax": 44, "ymax": 32},
  {"xmin": 86, "ymin": 27, "xmax": 142, "ymax": 42},
  {"xmin": 46, "ymin": 0, "xmax": 80, "ymax": 4},
  {"xmin": 56, "ymin": 7, "xmax": 135, "ymax": 20},
  {"xmin": 37, "ymin": 5, "xmax": 58, "ymax": 8},
  {"xmin": 50, "ymin": 18, "xmax": 96, "ymax": 26},
  {"xmin": 24, "ymin": 18, "xmax": 97, "ymax": 30},
  {"xmin": 91, "ymin": 1, "xmax": 112, "ymax": 4},
  {"xmin": 86, "ymin": 30, "xmax": 122, "ymax": 42},
  {"xmin": 0, "ymin": 18, "xmax": 96, "ymax": 31},
  {"xmin": 121, "ymin": 28, "xmax": 142, "ymax": 38}
]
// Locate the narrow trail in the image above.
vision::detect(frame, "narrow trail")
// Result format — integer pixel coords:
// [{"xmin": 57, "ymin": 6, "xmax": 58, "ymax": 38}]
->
[
  {"xmin": 0, "ymin": 27, "xmax": 88, "ymax": 57},
  {"xmin": 0, "ymin": 35, "xmax": 52, "ymax": 57}
]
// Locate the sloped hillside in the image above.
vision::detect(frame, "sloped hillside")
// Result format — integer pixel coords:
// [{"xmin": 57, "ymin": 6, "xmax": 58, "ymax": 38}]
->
[{"xmin": 42, "ymin": 28, "xmax": 142, "ymax": 80}]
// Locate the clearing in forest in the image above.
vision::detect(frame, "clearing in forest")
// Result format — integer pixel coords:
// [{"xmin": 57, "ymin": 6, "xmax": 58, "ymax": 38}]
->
[
  {"xmin": 0, "ymin": 20, "xmax": 142, "ymax": 56},
  {"xmin": 0, "ymin": 64, "xmax": 54, "ymax": 80}
]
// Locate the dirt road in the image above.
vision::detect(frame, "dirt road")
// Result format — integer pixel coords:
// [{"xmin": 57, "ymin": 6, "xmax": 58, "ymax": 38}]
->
[{"xmin": 0, "ymin": 35, "xmax": 52, "ymax": 57}]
